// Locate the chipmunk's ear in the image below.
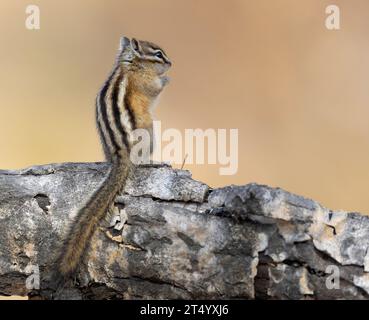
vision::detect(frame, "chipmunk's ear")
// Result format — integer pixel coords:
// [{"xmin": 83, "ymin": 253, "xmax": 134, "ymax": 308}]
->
[
  {"xmin": 130, "ymin": 38, "xmax": 142, "ymax": 56},
  {"xmin": 118, "ymin": 36, "xmax": 134, "ymax": 64},
  {"xmin": 119, "ymin": 36, "xmax": 130, "ymax": 51}
]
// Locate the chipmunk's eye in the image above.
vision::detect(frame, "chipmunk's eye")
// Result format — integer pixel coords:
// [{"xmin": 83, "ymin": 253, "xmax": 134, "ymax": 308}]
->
[{"xmin": 155, "ymin": 51, "xmax": 164, "ymax": 59}]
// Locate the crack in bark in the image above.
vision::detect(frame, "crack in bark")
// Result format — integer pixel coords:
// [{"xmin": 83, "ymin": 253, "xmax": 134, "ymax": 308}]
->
[{"xmin": 34, "ymin": 194, "xmax": 51, "ymax": 214}]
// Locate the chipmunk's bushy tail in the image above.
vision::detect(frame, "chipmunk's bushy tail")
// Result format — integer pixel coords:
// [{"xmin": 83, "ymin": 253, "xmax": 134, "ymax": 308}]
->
[{"xmin": 53, "ymin": 152, "xmax": 131, "ymax": 284}]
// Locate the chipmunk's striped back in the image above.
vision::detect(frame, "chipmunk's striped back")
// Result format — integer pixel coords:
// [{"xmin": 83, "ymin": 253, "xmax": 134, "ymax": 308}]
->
[
  {"xmin": 54, "ymin": 36, "xmax": 171, "ymax": 287},
  {"xmin": 96, "ymin": 66, "xmax": 134, "ymax": 158}
]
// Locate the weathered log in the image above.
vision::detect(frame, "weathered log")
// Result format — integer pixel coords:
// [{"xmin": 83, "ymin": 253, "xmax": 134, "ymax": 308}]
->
[{"xmin": 0, "ymin": 162, "xmax": 368, "ymax": 299}]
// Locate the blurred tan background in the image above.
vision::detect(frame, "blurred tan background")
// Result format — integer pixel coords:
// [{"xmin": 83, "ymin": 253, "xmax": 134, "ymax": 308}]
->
[{"xmin": 0, "ymin": 0, "xmax": 368, "ymax": 213}]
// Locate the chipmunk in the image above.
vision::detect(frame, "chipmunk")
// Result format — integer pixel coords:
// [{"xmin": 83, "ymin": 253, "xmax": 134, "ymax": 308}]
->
[{"xmin": 53, "ymin": 36, "xmax": 171, "ymax": 287}]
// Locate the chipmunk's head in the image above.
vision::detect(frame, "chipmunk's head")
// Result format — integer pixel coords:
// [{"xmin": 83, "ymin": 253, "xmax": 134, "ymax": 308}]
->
[{"xmin": 118, "ymin": 36, "xmax": 172, "ymax": 92}]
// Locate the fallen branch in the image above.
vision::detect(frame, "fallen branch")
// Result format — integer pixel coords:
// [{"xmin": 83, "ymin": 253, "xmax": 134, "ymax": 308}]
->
[{"xmin": 0, "ymin": 162, "xmax": 368, "ymax": 299}]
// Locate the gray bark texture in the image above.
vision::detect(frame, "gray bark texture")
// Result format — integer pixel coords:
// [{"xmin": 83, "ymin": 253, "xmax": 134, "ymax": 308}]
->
[{"xmin": 0, "ymin": 162, "xmax": 369, "ymax": 300}]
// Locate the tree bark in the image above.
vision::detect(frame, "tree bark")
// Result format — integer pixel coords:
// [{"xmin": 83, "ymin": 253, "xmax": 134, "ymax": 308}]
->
[{"xmin": 0, "ymin": 162, "xmax": 368, "ymax": 299}]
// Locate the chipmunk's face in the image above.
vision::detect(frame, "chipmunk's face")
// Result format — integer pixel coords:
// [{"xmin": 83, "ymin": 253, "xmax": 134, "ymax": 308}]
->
[{"xmin": 119, "ymin": 37, "xmax": 172, "ymax": 93}]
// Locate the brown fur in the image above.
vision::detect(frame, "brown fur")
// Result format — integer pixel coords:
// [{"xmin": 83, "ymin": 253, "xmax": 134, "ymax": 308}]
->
[{"xmin": 53, "ymin": 37, "xmax": 171, "ymax": 290}]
